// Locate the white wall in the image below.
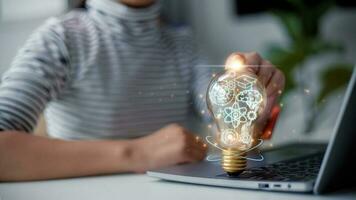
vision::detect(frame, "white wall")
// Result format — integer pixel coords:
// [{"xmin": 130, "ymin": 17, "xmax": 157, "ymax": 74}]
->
[
  {"xmin": 0, "ymin": 19, "xmax": 43, "ymax": 74},
  {"xmin": 1, "ymin": 0, "xmax": 67, "ymax": 22},
  {"xmin": 187, "ymin": 0, "xmax": 286, "ymax": 63},
  {"xmin": 0, "ymin": 0, "xmax": 67, "ymax": 74}
]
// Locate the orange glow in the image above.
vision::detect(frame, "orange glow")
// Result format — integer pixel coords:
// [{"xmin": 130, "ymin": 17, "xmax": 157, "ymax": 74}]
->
[{"xmin": 225, "ymin": 54, "xmax": 245, "ymax": 71}]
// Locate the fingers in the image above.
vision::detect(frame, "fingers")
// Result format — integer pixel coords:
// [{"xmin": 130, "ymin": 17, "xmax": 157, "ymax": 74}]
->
[
  {"xmin": 266, "ymin": 68, "xmax": 285, "ymax": 97},
  {"xmin": 187, "ymin": 135, "xmax": 207, "ymax": 154},
  {"xmin": 244, "ymin": 52, "xmax": 262, "ymax": 66},
  {"xmin": 260, "ymin": 69, "xmax": 283, "ymax": 122},
  {"xmin": 182, "ymin": 128, "xmax": 207, "ymax": 148},
  {"xmin": 242, "ymin": 52, "xmax": 262, "ymax": 74},
  {"xmin": 186, "ymin": 148, "xmax": 207, "ymax": 162},
  {"xmin": 226, "ymin": 52, "xmax": 266, "ymax": 75},
  {"xmin": 225, "ymin": 52, "xmax": 285, "ymax": 133},
  {"xmin": 183, "ymin": 139, "xmax": 207, "ymax": 161},
  {"xmin": 194, "ymin": 136, "xmax": 208, "ymax": 152},
  {"xmin": 225, "ymin": 53, "xmax": 246, "ymax": 71},
  {"xmin": 226, "ymin": 52, "xmax": 285, "ymax": 96},
  {"xmin": 258, "ymin": 60, "xmax": 275, "ymax": 86},
  {"xmin": 258, "ymin": 69, "xmax": 284, "ymax": 123},
  {"xmin": 181, "ymin": 130, "xmax": 207, "ymax": 162}
]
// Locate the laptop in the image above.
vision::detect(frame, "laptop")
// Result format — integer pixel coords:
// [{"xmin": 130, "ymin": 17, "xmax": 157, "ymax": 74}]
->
[{"xmin": 147, "ymin": 67, "xmax": 356, "ymax": 194}]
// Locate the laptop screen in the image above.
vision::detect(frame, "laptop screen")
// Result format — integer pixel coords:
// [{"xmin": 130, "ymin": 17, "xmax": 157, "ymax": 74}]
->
[{"xmin": 314, "ymin": 66, "xmax": 356, "ymax": 193}]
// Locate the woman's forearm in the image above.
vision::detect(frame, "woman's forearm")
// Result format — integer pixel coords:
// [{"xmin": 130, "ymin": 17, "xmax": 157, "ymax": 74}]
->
[{"xmin": 0, "ymin": 131, "xmax": 137, "ymax": 181}]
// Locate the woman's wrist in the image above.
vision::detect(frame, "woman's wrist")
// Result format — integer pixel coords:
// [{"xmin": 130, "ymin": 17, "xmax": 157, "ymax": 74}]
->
[{"xmin": 115, "ymin": 138, "xmax": 149, "ymax": 173}]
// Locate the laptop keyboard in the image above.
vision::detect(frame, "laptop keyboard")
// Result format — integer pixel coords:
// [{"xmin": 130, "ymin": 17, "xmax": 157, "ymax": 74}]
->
[{"xmin": 218, "ymin": 153, "xmax": 323, "ymax": 181}]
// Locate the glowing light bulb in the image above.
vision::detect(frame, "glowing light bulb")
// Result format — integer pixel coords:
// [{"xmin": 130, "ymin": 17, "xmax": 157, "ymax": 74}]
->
[{"xmin": 206, "ymin": 62, "xmax": 266, "ymax": 176}]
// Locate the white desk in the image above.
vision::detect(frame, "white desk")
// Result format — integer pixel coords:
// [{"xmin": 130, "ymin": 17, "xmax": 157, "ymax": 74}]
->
[{"xmin": 0, "ymin": 174, "xmax": 355, "ymax": 200}]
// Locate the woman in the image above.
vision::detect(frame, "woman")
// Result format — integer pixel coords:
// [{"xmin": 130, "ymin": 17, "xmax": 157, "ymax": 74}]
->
[{"xmin": 0, "ymin": 0, "xmax": 284, "ymax": 181}]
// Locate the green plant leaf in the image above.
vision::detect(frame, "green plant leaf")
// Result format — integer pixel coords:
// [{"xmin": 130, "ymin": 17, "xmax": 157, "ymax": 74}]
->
[
  {"xmin": 309, "ymin": 39, "xmax": 344, "ymax": 55},
  {"xmin": 272, "ymin": 11, "xmax": 302, "ymax": 42},
  {"xmin": 267, "ymin": 0, "xmax": 343, "ymax": 100},
  {"xmin": 267, "ymin": 45, "xmax": 306, "ymax": 93},
  {"xmin": 317, "ymin": 64, "xmax": 353, "ymax": 104}
]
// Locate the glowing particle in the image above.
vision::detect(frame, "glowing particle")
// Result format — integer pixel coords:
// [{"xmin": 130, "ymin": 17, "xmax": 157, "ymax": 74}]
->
[
  {"xmin": 195, "ymin": 136, "xmax": 200, "ymax": 141},
  {"xmin": 199, "ymin": 94, "xmax": 204, "ymax": 98},
  {"xmin": 304, "ymin": 89, "xmax": 310, "ymax": 95},
  {"xmin": 186, "ymin": 90, "xmax": 190, "ymax": 94},
  {"xmin": 280, "ymin": 103, "xmax": 284, "ymax": 107},
  {"xmin": 269, "ymin": 143, "xmax": 273, "ymax": 147},
  {"xmin": 203, "ymin": 143, "xmax": 207, "ymax": 148},
  {"xmin": 212, "ymin": 73, "xmax": 216, "ymax": 77},
  {"xmin": 201, "ymin": 110, "xmax": 205, "ymax": 114},
  {"xmin": 278, "ymin": 90, "xmax": 282, "ymax": 95},
  {"xmin": 207, "ymin": 124, "xmax": 213, "ymax": 129}
]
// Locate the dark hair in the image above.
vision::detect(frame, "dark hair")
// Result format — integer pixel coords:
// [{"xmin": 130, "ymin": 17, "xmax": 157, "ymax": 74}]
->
[{"xmin": 77, "ymin": 0, "xmax": 86, "ymax": 8}]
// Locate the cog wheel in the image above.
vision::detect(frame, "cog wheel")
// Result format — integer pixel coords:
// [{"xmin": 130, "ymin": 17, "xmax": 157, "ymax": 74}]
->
[{"xmin": 247, "ymin": 111, "xmax": 257, "ymax": 121}]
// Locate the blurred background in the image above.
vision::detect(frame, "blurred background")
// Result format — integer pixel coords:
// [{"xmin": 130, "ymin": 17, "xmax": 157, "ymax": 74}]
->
[{"xmin": 0, "ymin": 0, "xmax": 355, "ymax": 145}]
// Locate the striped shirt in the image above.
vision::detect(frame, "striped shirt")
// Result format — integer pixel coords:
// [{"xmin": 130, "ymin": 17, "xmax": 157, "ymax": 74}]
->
[{"xmin": 0, "ymin": 0, "xmax": 209, "ymax": 140}]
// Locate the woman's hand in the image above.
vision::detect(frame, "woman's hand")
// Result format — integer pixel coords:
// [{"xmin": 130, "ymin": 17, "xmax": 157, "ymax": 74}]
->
[
  {"xmin": 131, "ymin": 124, "xmax": 207, "ymax": 173},
  {"xmin": 225, "ymin": 52, "xmax": 285, "ymax": 137}
]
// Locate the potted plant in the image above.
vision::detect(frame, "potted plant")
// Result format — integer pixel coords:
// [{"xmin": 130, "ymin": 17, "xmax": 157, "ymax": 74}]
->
[{"xmin": 267, "ymin": 0, "xmax": 353, "ymax": 133}]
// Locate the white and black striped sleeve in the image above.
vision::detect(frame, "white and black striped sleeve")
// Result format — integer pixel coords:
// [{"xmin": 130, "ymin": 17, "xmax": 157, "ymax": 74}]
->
[
  {"xmin": 191, "ymin": 49, "xmax": 213, "ymax": 122},
  {"xmin": 0, "ymin": 18, "xmax": 71, "ymax": 133}
]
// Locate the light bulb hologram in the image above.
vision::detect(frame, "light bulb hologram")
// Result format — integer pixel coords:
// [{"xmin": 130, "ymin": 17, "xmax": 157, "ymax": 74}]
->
[
  {"xmin": 207, "ymin": 72, "xmax": 266, "ymax": 150},
  {"xmin": 206, "ymin": 68, "xmax": 267, "ymax": 175}
]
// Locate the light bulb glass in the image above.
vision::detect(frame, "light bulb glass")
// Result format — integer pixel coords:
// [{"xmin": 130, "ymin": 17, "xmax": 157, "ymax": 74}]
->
[{"xmin": 207, "ymin": 69, "xmax": 266, "ymax": 151}]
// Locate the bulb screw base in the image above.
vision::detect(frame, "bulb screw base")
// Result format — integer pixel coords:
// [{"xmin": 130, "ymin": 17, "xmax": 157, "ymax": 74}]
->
[{"xmin": 221, "ymin": 149, "xmax": 247, "ymax": 176}]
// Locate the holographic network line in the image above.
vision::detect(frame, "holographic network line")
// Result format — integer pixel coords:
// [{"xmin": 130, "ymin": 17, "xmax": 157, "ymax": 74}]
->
[
  {"xmin": 205, "ymin": 136, "xmax": 264, "ymax": 162},
  {"xmin": 196, "ymin": 64, "xmax": 277, "ymax": 68}
]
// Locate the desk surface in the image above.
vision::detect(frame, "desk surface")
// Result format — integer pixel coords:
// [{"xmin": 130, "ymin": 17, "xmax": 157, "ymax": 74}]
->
[{"xmin": 0, "ymin": 174, "xmax": 355, "ymax": 200}]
